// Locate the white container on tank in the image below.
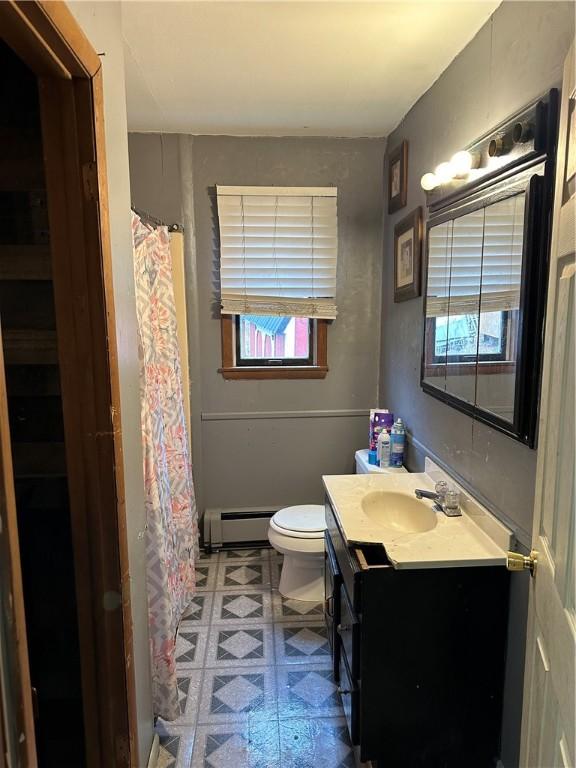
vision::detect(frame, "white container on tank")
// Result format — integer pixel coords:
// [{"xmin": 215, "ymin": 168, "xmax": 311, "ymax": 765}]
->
[{"xmin": 355, "ymin": 449, "xmax": 407, "ymax": 474}]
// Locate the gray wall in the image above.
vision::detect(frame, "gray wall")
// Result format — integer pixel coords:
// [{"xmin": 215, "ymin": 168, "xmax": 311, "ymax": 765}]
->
[
  {"xmin": 379, "ymin": 4, "xmax": 574, "ymax": 767},
  {"xmin": 128, "ymin": 134, "xmax": 386, "ymax": 513}
]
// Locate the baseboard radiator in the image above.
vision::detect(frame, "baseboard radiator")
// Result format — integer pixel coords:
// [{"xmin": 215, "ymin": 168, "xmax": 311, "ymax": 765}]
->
[{"xmin": 203, "ymin": 506, "xmax": 279, "ymax": 551}]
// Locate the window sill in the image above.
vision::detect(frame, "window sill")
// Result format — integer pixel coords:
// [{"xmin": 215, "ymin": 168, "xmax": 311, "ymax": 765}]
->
[
  {"xmin": 424, "ymin": 361, "xmax": 516, "ymax": 377},
  {"xmin": 219, "ymin": 366, "xmax": 328, "ymax": 380}
]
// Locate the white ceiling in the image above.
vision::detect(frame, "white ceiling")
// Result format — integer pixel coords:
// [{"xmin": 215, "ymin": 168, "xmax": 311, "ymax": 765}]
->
[{"xmin": 122, "ymin": 1, "xmax": 500, "ymax": 137}]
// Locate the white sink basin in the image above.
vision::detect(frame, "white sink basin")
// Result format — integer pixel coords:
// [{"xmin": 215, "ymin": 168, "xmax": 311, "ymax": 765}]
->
[{"xmin": 361, "ymin": 491, "xmax": 438, "ymax": 533}]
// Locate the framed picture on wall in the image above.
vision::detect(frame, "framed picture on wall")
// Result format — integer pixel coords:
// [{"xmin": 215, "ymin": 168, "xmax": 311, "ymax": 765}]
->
[
  {"xmin": 388, "ymin": 140, "xmax": 408, "ymax": 213},
  {"xmin": 394, "ymin": 207, "xmax": 422, "ymax": 302}
]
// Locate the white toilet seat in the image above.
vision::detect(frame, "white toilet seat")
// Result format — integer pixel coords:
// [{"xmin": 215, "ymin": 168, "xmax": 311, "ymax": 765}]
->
[
  {"xmin": 268, "ymin": 504, "xmax": 326, "ymax": 601},
  {"xmin": 270, "ymin": 504, "xmax": 326, "ymax": 539}
]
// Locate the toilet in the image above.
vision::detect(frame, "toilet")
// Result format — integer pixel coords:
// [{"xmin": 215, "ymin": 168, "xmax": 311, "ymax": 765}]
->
[
  {"xmin": 269, "ymin": 454, "xmax": 407, "ymax": 602},
  {"xmin": 268, "ymin": 504, "xmax": 326, "ymax": 602}
]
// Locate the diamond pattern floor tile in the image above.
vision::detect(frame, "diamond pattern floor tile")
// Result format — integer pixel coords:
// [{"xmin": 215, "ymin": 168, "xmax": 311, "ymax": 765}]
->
[
  {"xmin": 218, "ymin": 629, "xmax": 264, "ymax": 660},
  {"xmin": 182, "ymin": 593, "xmax": 214, "ymax": 625},
  {"xmin": 276, "ymin": 665, "xmax": 342, "ymax": 718},
  {"xmin": 195, "ymin": 563, "xmax": 218, "ymax": 592},
  {"xmin": 157, "ymin": 556, "xmax": 350, "ymax": 766},
  {"xmin": 211, "ymin": 589, "xmax": 273, "ymax": 626},
  {"xmin": 280, "ymin": 717, "xmax": 355, "ymax": 768},
  {"xmin": 222, "ymin": 548, "xmax": 272, "ymax": 562},
  {"xmin": 216, "ymin": 563, "xmax": 271, "ymax": 591},
  {"xmin": 274, "ymin": 623, "xmax": 331, "ymax": 664},
  {"xmin": 155, "ymin": 724, "xmax": 196, "ymax": 768},
  {"xmin": 198, "ymin": 666, "xmax": 277, "ymax": 725},
  {"xmin": 157, "ymin": 734, "xmax": 179, "ymax": 768},
  {"xmin": 272, "ymin": 592, "xmax": 324, "ymax": 622},
  {"xmin": 192, "ymin": 722, "xmax": 280, "ymax": 768},
  {"xmin": 206, "ymin": 624, "xmax": 274, "ymax": 668},
  {"xmin": 175, "ymin": 626, "xmax": 209, "ymax": 669}
]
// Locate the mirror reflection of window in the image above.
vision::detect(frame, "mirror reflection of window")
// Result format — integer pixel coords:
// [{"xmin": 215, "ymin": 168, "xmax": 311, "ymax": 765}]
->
[
  {"xmin": 475, "ymin": 193, "xmax": 525, "ymax": 423},
  {"xmin": 445, "ymin": 209, "xmax": 485, "ymax": 404},
  {"xmin": 423, "ymin": 192, "xmax": 526, "ymax": 425},
  {"xmin": 423, "ymin": 220, "xmax": 452, "ymax": 391}
]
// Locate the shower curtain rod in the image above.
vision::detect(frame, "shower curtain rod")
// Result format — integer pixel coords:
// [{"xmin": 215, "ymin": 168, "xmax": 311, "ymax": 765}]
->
[{"xmin": 131, "ymin": 204, "xmax": 184, "ymax": 233}]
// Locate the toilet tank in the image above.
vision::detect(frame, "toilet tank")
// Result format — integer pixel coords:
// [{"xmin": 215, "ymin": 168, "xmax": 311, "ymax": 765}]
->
[{"xmin": 355, "ymin": 449, "xmax": 408, "ymax": 474}]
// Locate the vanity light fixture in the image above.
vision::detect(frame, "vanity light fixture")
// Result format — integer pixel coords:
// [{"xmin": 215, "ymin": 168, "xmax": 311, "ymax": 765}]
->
[
  {"xmin": 420, "ymin": 172, "xmax": 438, "ymax": 191},
  {"xmin": 421, "ymin": 150, "xmax": 480, "ymax": 191},
  {"xmin": 434, "ymin": 161, "xmax": 455, "ymax": 184},
  {"xmin": 450, "ymin": 150, "xmax": 475, "ymax": 175}
]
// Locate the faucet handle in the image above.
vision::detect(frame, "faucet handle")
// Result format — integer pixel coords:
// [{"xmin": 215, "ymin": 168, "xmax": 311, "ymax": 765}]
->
[
  {"xmin": 434, "ymin": 480, "xmax": 449, "ymax": 498},
  {"xmin": 444, "ymin": 488, "xmax": 461, "ymax": 511}
]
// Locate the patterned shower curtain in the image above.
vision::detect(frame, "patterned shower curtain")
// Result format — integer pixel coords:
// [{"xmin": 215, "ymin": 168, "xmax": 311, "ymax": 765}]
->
[{"xmin": 132, "ymin": 213, "xmax": 198, "ymax": 721}]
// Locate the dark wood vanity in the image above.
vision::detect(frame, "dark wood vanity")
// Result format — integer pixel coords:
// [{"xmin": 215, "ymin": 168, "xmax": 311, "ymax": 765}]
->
[{"xmin": 324, "ymin": 499, "xmax": 511, "ymax": 768}]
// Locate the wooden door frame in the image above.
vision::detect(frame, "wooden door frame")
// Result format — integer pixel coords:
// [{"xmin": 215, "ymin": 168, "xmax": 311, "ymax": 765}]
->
[{"xmin": 0, "ymin": 2, "xmax": 137, "ymax": 766}]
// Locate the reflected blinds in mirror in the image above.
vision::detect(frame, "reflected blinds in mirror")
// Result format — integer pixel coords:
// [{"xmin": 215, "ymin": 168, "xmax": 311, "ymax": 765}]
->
[{"xmin": 427, "ymin": 193, "xmax": 525, "ymax": 317}]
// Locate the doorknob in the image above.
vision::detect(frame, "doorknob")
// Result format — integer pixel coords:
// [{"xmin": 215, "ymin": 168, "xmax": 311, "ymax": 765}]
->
[{"xmin": 506, "ymin": 549, "xmax": 538, "ymax": 576}]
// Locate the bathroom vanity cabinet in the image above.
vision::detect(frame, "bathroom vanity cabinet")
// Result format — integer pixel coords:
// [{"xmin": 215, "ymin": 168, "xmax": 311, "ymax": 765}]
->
[{"xmin": 324, "ymin": 499, "xmax": 510, "ymax": 768}]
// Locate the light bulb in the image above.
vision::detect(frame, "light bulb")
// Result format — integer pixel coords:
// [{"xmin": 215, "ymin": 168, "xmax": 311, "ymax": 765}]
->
[
  {"xmin": 420, "ymin": 173, "xmax": 438, "ymax": 191},
  {"xmin": 434, "ymin": 161, "xmax": 456, "ymax": 184},
  {"xmin": 450, "ymin": 150, "xmax": 473, "ymax": 176}
]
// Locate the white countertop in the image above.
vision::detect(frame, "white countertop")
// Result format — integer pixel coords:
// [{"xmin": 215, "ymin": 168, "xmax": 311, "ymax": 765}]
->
[{"xmin": 322, "ymin": 462, "xmax": 512, "ymax": 569}]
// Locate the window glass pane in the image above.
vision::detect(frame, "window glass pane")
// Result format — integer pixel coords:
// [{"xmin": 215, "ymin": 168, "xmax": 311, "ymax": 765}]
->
[
  {"xmin": 238, "ymin": 315, "xmax": 310, "ymax": 360},
  {"xmin": 435, "ymin": 310, "xmax": 504, "ymax": 358}
]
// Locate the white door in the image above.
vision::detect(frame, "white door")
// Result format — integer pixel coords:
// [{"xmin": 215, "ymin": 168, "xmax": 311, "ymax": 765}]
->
[{"xmin": 519, "ymin": 43, "xmax": 576, "ymax": 768}]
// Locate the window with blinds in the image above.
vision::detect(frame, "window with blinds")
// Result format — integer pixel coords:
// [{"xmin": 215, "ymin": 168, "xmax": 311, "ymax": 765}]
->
[{"xmin": 216, "ymin": 186, "xmax": 338, "ymax": 319}]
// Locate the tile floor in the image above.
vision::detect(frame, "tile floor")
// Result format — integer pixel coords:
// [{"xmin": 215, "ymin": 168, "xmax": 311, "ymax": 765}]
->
[{"xmin": 155, "ymin": 547, "xmax": 355, "ymax": 768}]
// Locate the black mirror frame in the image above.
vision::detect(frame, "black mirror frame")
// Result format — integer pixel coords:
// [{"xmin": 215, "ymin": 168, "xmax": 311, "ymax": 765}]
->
[{"xmin": 420, "ymin": 91, "xmax": 559, "ymax": 448}]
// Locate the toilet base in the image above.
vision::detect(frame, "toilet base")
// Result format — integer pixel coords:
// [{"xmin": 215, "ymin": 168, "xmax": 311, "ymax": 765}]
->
[{"xmin": 278, "ymin": 552, "xmax": 324, "ymax": 602}]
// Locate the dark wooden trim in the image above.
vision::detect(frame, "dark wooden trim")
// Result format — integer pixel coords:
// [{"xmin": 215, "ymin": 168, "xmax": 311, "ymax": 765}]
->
[
  {"xmin": 0, "ymin": 0, "xmax": 70, "ymax": 78},
  {"xmin": 1, "ymin": 3, "xmax": 136, "ymax": 767},
  {"xmin": 0, "ymin": 1, "xmax": 101, "ymax": 78},
  {"xmin": 424, "ymin": 362, "xmax": 517, "ymax": 378},
  {"xmin": 220, "ymin": 366, "xmax": 328, "ymax": 380},
  {"xmin": 388, "ymin": 140, "xmax": 408, "ymax": 214},
  {"xmin": 317, "ymin": 319, "xmax": 328, "ymax": 369},
  {"xmin": 394, "ymin": 207, "xmax": 422, "ymax": 302},
  {"xmin": 38, "ymin": 72, "xmax": 131, "ymax": 768},
  {"xmin": 33, "ymin": 1, "xmax": 101, "ymax": 75},
  {"xmin": 220, "ymin": 316, "xmax": 329, "ymax": 379},
  {"xmin": 0, "ymin": 325, "xmax": 37, "ymax": 768},
  {"xmin": 0, "ymin": 693, "xmax": 6, "ymax": 768},
  {"xmin": 90, "ymin": 67, "xmax": 139, "ymax": 766},
  {"xmin": 221, "ymin": 314, "xmax": 234, "ymax": 369}
]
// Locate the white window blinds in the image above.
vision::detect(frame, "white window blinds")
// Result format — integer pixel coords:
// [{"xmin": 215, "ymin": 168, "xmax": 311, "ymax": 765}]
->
[
  {"xmin": 426, "ymin": 193, "xmax": 525, "ymax": 318},
  {"xmin": 216, "ymin": 186, "xmax": 338, "ymax": 319}
]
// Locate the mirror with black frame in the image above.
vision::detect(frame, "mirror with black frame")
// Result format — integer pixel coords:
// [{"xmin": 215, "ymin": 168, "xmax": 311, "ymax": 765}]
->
[
  {"xmin": 421, "ymin": 90, "xmax": 558, "ymax": 447},
  {"xmin": 421, "ymin": 169, "xmax": 546, "ymax": 446}
]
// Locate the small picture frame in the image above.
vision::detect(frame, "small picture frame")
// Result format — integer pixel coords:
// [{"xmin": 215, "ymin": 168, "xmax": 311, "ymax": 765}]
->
[
  {"xmin": 394, "ymin": 207, "xmax": 422, "ymax": 302},
  {"xmin": 388, "ymin": 140, "xmax": 408, "ymax": 214}
]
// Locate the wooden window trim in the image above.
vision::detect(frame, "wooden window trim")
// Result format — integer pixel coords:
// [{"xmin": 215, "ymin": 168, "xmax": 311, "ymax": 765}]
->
[
  {"xmin": 219, "ymin": 316, "xmax": 329, "ymax": 380},
  {"xmin": 424, "ymin": 361, "xmax": 517, "ymax": 377}
]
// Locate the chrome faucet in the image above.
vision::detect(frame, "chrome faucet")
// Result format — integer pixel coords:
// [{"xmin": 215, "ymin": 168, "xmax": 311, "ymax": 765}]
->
[{"xmin": 415, "ymin": 480, "xmax": 462, "ymax": 517}]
